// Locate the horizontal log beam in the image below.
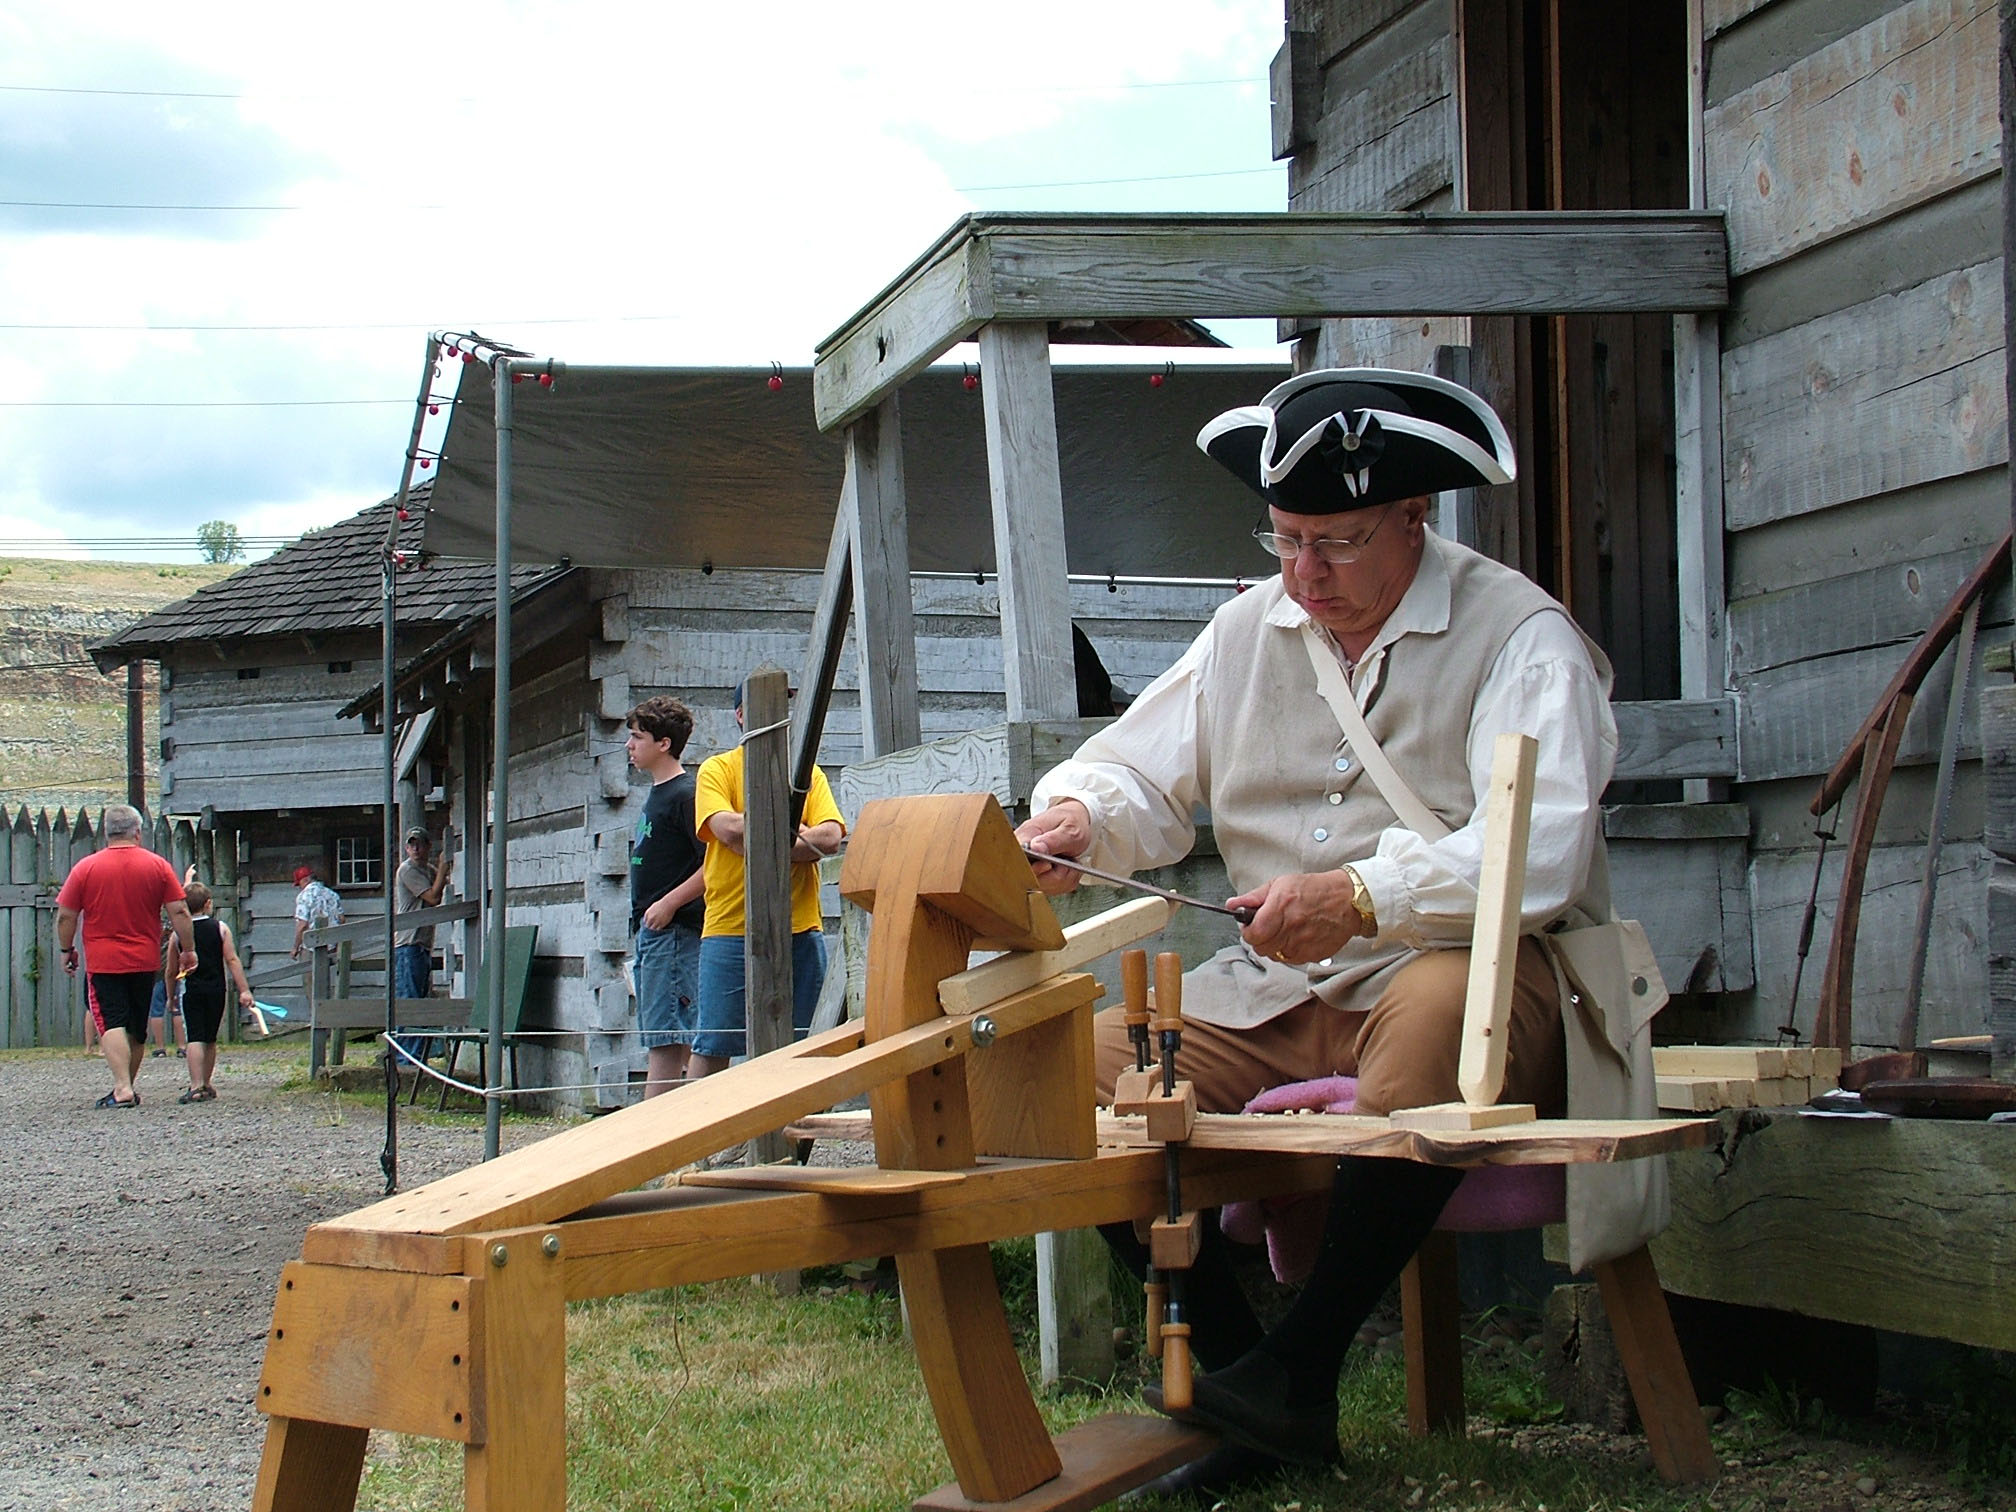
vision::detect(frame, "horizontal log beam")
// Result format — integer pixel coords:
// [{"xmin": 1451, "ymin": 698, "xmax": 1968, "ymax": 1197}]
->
[{"xmin": 813, "ymin": 211, "xmax": 1729, "ymax": 428}]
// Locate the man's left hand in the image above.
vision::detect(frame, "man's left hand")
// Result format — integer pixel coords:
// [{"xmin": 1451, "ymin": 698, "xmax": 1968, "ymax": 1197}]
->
[
  {"xmin": 1232, "ymin": 870, "xmax": 1364, "ymax": 966},
  {"xmin": 179, "ymin": 947, "xmax": 199, "ymax": 976}
]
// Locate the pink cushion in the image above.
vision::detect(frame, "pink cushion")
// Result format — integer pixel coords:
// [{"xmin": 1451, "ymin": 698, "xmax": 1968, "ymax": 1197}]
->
[{"xmin": 1219, "ymin": 1078, "xmax": 1567, "ymax": 1284}]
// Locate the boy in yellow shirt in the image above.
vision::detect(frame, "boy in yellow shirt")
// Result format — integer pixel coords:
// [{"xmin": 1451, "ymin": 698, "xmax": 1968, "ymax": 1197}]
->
[{"xmin": 690, "ymin": 679, "xmax": 845, "ymax": 1077}]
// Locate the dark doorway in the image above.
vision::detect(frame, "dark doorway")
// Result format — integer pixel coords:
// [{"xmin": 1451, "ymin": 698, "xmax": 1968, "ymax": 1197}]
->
[{"xmin": 1458, "ymin": 0, "xmax": 1688, "ymax": 704}]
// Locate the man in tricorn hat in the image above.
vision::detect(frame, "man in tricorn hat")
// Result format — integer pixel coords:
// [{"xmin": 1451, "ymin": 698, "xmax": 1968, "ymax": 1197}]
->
[{"xmin": 1017, "ymin": 369, "xmax": 1649, "ymax": 1497}]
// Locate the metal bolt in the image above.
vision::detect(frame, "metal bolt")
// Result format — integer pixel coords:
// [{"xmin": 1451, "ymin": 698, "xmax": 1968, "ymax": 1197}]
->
[
  {"xmin": 489, "ymin": 1243, "xmax": 509, "ymax": 1268},
  {"xmin": 970, "ymin": 1015, "xmax": 998, "ymax": 1048},
  {"xmin": 541, "ymin": 1233, "xmax": 561, "ymax": 1258}
]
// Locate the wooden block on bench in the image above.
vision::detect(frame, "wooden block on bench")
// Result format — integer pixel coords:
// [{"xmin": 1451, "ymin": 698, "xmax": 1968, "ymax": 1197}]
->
[
  {"xmin": 1388, "ymin": 1101, "xmax": 1537, "ymax": 1131},
  {"xmin": 1149, "ymin": 1212, "xmax": 1202, "ymax": 1271},
  {"xmin": 1656, "ymin": 1075, "xmax": 1753, "ymax": 1112},
  {"xmin": 1654, "ymin": 1045, "xmax": 1790, "ymax": 1079},
  {"xmin": 1110, "ymin": 1068, "xmax": 1156, "ymax": 1118},
  {"xmin": 912, "ymin": 1413, "xmax": 1215, "ymax": 1512}
]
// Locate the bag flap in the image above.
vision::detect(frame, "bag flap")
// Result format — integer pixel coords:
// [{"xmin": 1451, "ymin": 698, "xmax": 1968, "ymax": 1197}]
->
[{"xmin": 1550, "ymin": 919, "xmax": 1668, "ymax": 1062}]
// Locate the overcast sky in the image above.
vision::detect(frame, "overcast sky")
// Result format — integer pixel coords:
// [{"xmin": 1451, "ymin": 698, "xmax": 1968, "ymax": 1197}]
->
[{"xmin": 0, "ymin": 1, "xmax": 1288, "ymax": 561}]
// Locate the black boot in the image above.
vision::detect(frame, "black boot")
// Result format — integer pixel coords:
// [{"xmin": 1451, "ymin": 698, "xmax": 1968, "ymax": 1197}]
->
[
  {"xmin": 1119, "ymin": 1440, "xmax": 1286, "ymax": 1504},
  {"xmin": 1098, "ymin": 1209, "xmax": 1265, "ymax": 1373},
  {"xmin": 1151, "ymin": 1156, "xmax": 1463, "ymax": 1463}
]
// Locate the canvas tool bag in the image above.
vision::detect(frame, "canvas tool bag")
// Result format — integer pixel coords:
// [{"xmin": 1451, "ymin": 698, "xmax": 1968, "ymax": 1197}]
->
[{"xmin": 1299, "ymin": 624, "xmax": 1670, "ymax": 1269}]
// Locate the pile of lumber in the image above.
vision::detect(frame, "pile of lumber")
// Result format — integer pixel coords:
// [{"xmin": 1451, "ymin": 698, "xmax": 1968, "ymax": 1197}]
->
[{"xmin": 1654, "ymin": 1046, "xmax": 1843, "ymax": 1112}]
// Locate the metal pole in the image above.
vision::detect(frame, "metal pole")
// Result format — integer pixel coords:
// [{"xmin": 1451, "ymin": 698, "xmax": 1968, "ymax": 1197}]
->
[
  {"xmin": 485, "ymin": 358, "xmax": 513, "ymax": 1162},
  {"xmin": 379, "ymin": 542, "xmax": 400, "ymax": 1192}
]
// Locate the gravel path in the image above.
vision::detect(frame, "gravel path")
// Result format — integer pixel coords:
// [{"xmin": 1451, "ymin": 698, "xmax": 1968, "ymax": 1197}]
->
[{"xmin": 0, "ymin": 1044, "xmax": 562, "ymax": 1512}]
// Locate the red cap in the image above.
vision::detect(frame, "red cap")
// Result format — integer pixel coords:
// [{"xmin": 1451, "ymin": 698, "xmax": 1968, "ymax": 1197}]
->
[{"xmin": 293, "ymin": 866, "xmax": 314, "ymax": 887}]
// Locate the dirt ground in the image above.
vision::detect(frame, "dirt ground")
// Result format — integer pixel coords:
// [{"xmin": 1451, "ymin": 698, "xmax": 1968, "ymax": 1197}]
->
[
  {"xmin": 0, "ymin": 1043, "xmax": 1995, "ymax": 1512},
  {"xmin": 0, "ymin": 1043, "xmax": 552, "ymax": 1511}
]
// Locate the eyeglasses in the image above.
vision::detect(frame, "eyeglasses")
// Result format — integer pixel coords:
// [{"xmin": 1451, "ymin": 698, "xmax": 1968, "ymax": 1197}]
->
[{"xmin": 1251, "ymin": 502, "xmax": 1396, "ymax": 565}]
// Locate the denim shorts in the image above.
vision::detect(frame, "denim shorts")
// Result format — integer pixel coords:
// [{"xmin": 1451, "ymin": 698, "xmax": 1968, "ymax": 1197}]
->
[
  {"xmin": 693, "ymin": 930, "xmax": 826, "ymax": 1062},
  {"xmin": 634, "ymin": 922, "xmax": 701, "ymax": 1049}
]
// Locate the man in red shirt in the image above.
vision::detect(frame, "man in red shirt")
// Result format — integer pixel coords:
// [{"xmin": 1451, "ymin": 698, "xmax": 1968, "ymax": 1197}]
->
[{"xmin": 56, "ymin": 805, "xmax": 197, "ymax": 1109}]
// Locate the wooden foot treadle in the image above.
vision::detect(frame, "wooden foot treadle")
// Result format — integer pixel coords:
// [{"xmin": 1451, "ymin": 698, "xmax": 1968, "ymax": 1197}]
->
[{"xmin": 911, "ymin": 1415, "xmax": 1217, "ymax": 1512}]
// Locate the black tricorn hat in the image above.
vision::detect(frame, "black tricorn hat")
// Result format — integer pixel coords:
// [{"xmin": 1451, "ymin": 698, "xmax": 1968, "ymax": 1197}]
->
[{"xmin": 1196, "ymin": 368, "xmax": 1515, "ymax": 515}]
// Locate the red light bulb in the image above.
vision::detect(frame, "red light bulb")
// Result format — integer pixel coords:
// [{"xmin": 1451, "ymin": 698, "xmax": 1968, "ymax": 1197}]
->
[
  {"xmin": 1149, "ymin": 372, "xmax": 1165, "ymax": 388},
  {"xmin": 419, "ymin": 457, "xmax": 431, "ymax": 469},
  {"xmin": 538, "ymin": 373, "xmax": 554, "ymax": 388},
  {"xmin": 962, "ymin": 373, "xmax": 978, "ymax": 392},
  {"xmin": 767, "ymin": 374, "xmax": 783, "ymax": 392},
  {"xmin": 428, "ymin": 404, "xmax": 439, "ymax": 416}
]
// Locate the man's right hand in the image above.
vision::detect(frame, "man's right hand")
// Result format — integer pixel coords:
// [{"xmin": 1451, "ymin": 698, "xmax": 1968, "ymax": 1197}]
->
[{"xmin": 1014, "ymin": 800, "xmax": 1092, "ymax": 896}]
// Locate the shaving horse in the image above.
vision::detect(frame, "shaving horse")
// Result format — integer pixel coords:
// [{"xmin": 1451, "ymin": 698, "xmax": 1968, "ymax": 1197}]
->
[{"xmin": 249, "ymin": 763, "xmax": 1715, "ymax": 1511}]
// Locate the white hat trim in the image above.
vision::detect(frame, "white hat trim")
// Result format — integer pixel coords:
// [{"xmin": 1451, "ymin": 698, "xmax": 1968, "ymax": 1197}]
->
[{"xmin": 1257, "ymin": 366, "xmax": 1516, "ymax": 478}]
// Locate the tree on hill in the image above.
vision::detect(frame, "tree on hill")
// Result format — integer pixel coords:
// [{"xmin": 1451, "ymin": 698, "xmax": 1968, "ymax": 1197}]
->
[{"xmin": 196, "ymin": 520, "xmax": 245, "ymax": 563}]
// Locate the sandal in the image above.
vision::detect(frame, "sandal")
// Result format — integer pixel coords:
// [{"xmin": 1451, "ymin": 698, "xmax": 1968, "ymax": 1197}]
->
[
  {"xmin": 195, "ymin": 1087, "xmax": 217, "ymax": 1102},
  {"xmin": 94, "ymin": 1092, "xmax": 139, "ymax": 1110},
  {"xmin": 177, "ymin": 1088, "xmax": 202, "ymax": 1104}
]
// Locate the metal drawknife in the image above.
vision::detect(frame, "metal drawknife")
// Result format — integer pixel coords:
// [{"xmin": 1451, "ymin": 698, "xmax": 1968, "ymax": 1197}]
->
[{"xmin": 1020, "ymin": 847, "xmax": 1255, "ymax": 925}]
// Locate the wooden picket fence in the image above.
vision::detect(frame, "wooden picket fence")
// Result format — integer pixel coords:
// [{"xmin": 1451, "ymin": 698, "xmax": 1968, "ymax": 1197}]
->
[{"xmin": 0, "ymin": 805, "xmax": 244, "ymax": 1049}]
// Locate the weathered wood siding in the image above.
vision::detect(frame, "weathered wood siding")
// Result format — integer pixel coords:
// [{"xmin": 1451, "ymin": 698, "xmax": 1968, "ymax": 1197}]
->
[
  {"xmin": 1707, "ymin": 0, "xmax": 2006, "ymax": 1040},
  {"xmin": 1281, "ymin": 0, "xmax": 1466, "ymax": 368},
  {"xmin": 159, "ymin": 633, "xmax": 387, "ymax": 814},
  {"xmin": 557, "ymin": 566, "xmax": 1230, "ymax": 1105}
]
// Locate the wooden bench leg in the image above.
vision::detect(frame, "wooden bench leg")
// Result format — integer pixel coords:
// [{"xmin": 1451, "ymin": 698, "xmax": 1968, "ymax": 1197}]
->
[
  {"xmin": 1401, "ymin": 1231, "xmax": 1466, "ymax": 1436},
  {"xmin": 1592, "ymin": 1245, "xmax": 1717, "ymax": 1484},
  {"xmin": 252, "ymin": 1415, "xmax": 368, "ymax": 1512},
  {"xmin": 464, "ymin": 1230, "xmax": 568, "ymax": 1511}
]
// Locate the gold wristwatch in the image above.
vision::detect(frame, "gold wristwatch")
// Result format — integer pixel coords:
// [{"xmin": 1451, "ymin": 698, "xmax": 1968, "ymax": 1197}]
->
[{"xmin": 1341, "ymin": 865, "xmax": 1377, "ymax": 937}]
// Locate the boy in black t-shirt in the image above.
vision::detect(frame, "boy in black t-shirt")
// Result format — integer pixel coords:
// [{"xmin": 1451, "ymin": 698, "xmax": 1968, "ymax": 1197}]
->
[{"xmin": 626, "ymin": 696, "xmax": 706, "ymax": 1096}]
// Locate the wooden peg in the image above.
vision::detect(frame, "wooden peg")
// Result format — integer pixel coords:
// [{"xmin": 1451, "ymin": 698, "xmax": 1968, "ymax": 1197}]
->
[{"xmin": 1143, "ymin": 1277, "xmax": 1167, "ymax": 1354}]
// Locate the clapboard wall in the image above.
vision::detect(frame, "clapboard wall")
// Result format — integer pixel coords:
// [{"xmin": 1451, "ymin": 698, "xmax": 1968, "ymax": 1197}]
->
[
  {"xmin": 159, "ymin": 633, "xmax": 387, "ymax": 814},
  {"xmin": 1707, "ymin": 0, "xmax": 2010, "ymax": 1043}
]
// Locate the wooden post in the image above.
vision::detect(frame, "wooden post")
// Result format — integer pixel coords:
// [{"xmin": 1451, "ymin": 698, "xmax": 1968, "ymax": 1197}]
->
[
  {"xmin": 11, "ymin": 811, "xmax": 35, "ymax": 1045},
  {"xmin": 847, "ymin": 396, "xmax": 922, "ymax": 757},
  {"xmin": 125, "ymin": 662, "xmax": 146, "ymax": 810},
  {"xmin": 743, "ymin": 666, "xmax": 794, "ymax": 1165},
  {"xmin": 977, "ymin": 321, "xmax": 1077, "ymax": 721}
]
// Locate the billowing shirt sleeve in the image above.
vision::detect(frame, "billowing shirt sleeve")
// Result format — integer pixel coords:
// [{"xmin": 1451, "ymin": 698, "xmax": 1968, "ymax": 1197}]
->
[
  {"xmin": 1350, "ymin": 610, "xmax": 1616, "ymax": 945},
  {"xmin": 1029, "ymin": 628, "xmax": 1213, "ymax": 876}
]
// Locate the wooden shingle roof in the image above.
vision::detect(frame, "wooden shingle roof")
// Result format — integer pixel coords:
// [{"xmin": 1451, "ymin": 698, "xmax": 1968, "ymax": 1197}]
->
[{"xmin": 90, "ymin": 490, "xmax": 553, "ymax": 667}]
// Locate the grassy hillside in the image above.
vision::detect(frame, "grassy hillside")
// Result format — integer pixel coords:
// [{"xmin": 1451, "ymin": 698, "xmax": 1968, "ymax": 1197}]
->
[{"xmin": 0, "ymin": 557, "xmax": 239, "ymax": 815}]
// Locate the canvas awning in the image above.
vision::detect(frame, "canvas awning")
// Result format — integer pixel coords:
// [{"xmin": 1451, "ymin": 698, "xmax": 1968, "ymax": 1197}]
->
[{"xmin": 418, "ymin": 362, "xmax": 1287, "ymax": 579}]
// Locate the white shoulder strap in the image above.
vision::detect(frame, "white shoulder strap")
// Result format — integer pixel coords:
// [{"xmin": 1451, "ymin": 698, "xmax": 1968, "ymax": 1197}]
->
[{"xmin": 1298, "ymin": 623, "xmax": 1453, "ymax": 843}]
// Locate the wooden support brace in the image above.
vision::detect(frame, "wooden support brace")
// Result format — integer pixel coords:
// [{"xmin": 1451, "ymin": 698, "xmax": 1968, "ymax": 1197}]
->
[
  {"xmin": 1592, "ymin": 1245, "xmax": 1717, "ymax": 1485},
  {"xmin": 1110, "ymin": 1067, "xmax": 1156, "ymax": 1117},
  {"xmin": 1402, "ymin": 1231, "xmax": 1466, "ymax": 1437},
  {"xmin": 912, "ymin": 1414, "xmax": 1216, "ymax": 1512}
]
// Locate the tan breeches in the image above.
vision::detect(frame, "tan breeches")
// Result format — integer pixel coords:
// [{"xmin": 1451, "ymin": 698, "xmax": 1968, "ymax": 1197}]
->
[{"xmin": 1092, "ymin": 937, "xmax": 1567, "ymax": 1118}]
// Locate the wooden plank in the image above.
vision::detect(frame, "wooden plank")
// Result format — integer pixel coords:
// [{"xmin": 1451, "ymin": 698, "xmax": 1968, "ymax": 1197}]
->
[
  {"xmin": 313, "ymin": 998, "xmax": 472, "ymax": 1031},
  {"xmin": 912, "ymin": 1413, "xmax": 1213, "ymax": 1512},
  {"xmin": 1722, "ymin": 259, "xmax": 2006, "ymax": 531},
  {"xmin": 678, "ymin": 1166, "xmax": 968, "ymax": 1196},
  {"xmin": 1656, "ymin": 1045, "xmax": 1792, "ymax": 1077},
  {"xmin": 1101, "ymin": 1111, "xmax": 1715, "ymax": 1166},
  {"xmin": 812, "ymin": 213, "xmax": 1729, "ymax": 428},
  {"xmin": 1652, "ymin": 1108, "xmax": 2016, "ymax": 1351},
  {"xmin": 1728, "ymin": 542, "xmax": 2015, "ymax": 677},
  {"xmin": 742, "ymin": 668, "xmax": 796, "ymax": 1131},
  {"xmin": 1705, "ymin": 0, "xmax": 1999, "ymax": 275},
  {"xmin": 847, "ymin": 396, "xmax": 923, "ymax": 756},
  {"xmin": 939, "ymin": 898, "xmax": 1170, "ymax": 1015},
  {"xmin": 257, "ymin": 1261, "xmax": 478, "ymax": 1440},
  {"xmin": 1703, "ymin": 0, "xmax": 1771, "ymax": 37},
  {"xmin": 1402, "ymin": 1232, "xmax": 1464, "ymax": 1435},
  {"xmin": 1458, "ymin": 732, "xmax": 1536, "ymax": 1106},
  {"xmin": 1611, "ymin": 699, "xmax": 1738, "ymax": 780},
  {"xmin": 979, "ymin": 322, "xmax": 1077, "ymax": 722},
  {"xmin": 796, "ymin": 480, "xmax": 855, "ymax": 796},
  {"xmin": 314, "ymin": 971, "xmax": 1097, "ymax": 1237},
  {"xmin": 1735, "ymin": 628, "xmax": 2008, "ymax": 784},
  {"xmin": 1391, "ymin": 1101, "xmax": 1538, "ymax": 1130}
]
